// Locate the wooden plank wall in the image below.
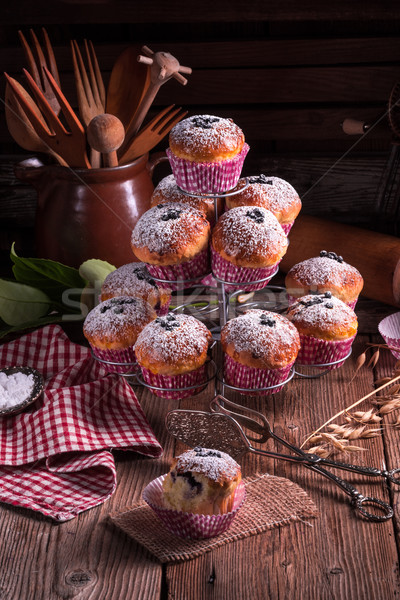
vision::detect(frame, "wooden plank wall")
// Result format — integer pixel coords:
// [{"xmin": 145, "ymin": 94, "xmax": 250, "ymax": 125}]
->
[{"xmin": 0, "ymin": 1, "xmax": 400, "ymax": 269}]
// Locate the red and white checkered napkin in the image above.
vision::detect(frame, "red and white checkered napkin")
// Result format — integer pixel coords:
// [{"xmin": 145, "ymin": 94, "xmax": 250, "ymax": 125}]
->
[{"xmin": 0, "ymin": 325, "xmax": 163, "ymax": 522}]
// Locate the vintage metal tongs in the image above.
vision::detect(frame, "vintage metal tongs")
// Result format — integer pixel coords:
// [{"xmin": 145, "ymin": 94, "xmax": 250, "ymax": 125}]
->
[{"xmin": 165, "ymin": 396, "xmax": 400, "ymax": 522}]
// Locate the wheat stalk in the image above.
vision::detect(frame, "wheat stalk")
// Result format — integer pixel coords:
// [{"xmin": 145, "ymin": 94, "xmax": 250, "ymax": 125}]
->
[{"xmin": 300, "ymin": 372, "xmax": 400, "ymax": 449}]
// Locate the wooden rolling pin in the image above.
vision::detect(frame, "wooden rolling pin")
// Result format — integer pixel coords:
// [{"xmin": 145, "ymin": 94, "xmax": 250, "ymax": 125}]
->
[{"xmin": 279, "ymin": 215, "xmax": 400, "ymax": 307}]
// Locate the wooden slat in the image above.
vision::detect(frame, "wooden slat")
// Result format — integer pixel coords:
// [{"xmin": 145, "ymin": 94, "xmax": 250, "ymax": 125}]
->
[
  {"xmin": 2, "ymin": 37, "xmax": 400, "ymax": 72},
  {"xmin": 0, "ymin": 106, "xmax": 391, "ymax": 149},
  {"xmin": 1, "ymin": 65, "xmax": 396, "ymax": 106},
  {"xmin": 3, "ymin": 1, "xmax": 400, "ymax": 24}
]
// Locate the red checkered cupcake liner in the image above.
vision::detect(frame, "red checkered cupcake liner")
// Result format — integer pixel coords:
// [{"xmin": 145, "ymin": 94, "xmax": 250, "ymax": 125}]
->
[
  {"xmin": 296, "ymin": 334, "xmax": 355, "ymax": 370},
  {"xmin": 378, "ymin": 312, "xmax": 400, "ymax": 359},
  {"xmin": 166, "ymin": 144, "xmax": 250, "ymax": 195},
  {"xmin": 286, "ymin": 294, "xmax": 358, "ymax": 310},
  {"xmin": 211, "ymin": 247, "xmax": 279, "ymax": 292},
  {"xmin": 146, "ymin": 248, "xmax": 210, "ymax": 291},
  {"xmin": 89, "ymin": 345, "xmax": 137, "ymax": 374},
  {"xmin": 142, "ymin": 475, "xmax": 246, "ymax": 540},
  {"xmin": 223, "ymin": 354, "xmax": 294, "ymax": 395},
  {"xmin": 139, "ymin": 364, "xmax": 208, "ymax": 400}
]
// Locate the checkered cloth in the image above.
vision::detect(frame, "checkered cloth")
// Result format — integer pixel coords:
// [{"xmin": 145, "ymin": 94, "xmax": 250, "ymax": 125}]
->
[{"xmin": 0, "ymin": 325, "xmax": 163, "ymax": 521}]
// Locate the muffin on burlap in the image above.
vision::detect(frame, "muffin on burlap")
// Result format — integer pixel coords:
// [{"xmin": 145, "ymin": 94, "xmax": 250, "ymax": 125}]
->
[
  {"xmin": 221, "ymin": 309, "xmax": 300, "ymax": 394},
  {"xmin": 286, "ymin": 292, "xmax": 358, "ymax": 369},
  {"xmin": 226, "ymin": 175, "xmax": 301, "ymax": 234},
  {"xmin": 131, "ymin": 202, "xmax": 210, "ymax": 289},
  {"xmin": 211, "ymin": 205, "xmax": 288, "ymax": 291},
  {"xmin": 134, "ymin": 313, "xmax": 213, "ymax": 399},
  {"xmin": 100, "ymin": 262, "xmax": 171, "ymax": 316},
  {"xmin": 285, "ymin": 250, "xmax": 364, "ymax": 309},
  {"xmin": 143, "ymin": 446, "xmax": 245, "ymax": 539},
  {"xmin": 83, "ymin": 296, "xmax": 156, "ymax": 373},
  {"xmin": 167, "ymin": 114, "xmax": 249, "ymax": 194}
]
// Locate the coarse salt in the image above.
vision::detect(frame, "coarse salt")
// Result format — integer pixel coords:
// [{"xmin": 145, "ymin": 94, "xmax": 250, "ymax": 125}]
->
[{"xmin": 0, "ymin": 371, "xmax": 35, "ymax": 409}]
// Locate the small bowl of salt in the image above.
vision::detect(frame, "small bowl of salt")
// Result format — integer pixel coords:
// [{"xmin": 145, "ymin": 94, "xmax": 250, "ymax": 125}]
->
[{"xmin": 0, "ymin": 366, "xmax": 44, "ymax": 416}]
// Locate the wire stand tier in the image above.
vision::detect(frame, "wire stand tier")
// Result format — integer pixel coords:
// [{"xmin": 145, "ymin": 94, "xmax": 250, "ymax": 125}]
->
[{"xmin": 92, "ymin": 178, "xmax": 353, "ymax": 397}]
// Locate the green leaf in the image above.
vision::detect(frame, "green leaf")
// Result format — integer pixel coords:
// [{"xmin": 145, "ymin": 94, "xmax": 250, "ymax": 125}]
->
[
  {"xmin": 79, "ymin": 259, "xmax": 116, "ymax": 286},
  {"xmin": 0, "ymin": 279, "xmax": 51, "ymax": 326},
  {"xmin": 11, "ymin": 243, "xmax": 86, "ymax": 301},
  {"xmin": 0, "ymin": 313, "xmax": 67, "ymax": 339}
]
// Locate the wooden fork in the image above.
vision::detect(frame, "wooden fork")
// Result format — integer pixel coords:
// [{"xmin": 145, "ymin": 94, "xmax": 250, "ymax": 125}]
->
[
  {"xmin": 119, "ymin": 104, "xmax": 187, "ymax": 164},
  {"xmin": 5, "ymin": 68, "xmax": 91, "ymax": 168},
  {"xmin": 71, "ymin": 39, "xmax": 106, "ymax": 167},
  {"xmin": 18, "ymin": 28, "xmax": 61, "ymax": 116}
]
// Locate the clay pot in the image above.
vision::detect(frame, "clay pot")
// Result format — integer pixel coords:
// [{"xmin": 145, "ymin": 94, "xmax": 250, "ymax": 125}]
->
[{"xmin": 15, "ymin": 152, "xmax": 168, "ymax": 268}]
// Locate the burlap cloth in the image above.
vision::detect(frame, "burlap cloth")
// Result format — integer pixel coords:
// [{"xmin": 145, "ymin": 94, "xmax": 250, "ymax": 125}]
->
[{"xmin": 110, "ymin": 473, "xmax": 319, "ymax": 563}]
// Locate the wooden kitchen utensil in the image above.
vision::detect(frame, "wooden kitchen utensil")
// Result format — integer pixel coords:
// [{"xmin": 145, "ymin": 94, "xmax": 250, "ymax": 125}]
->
[
  {"xmin": 18, "ymin": 28, "xmax": 61, "ymax": 116},
  {"xmin": 87, "ymin": 113, "xmax": 125, "ymax": 167},
  {"xmin": 5, "ymin": 67, "xmax": 91, "ymax": 169},
  {"xmin": 122, "ymin": 46, "xmax": 192, "ymax": 149},
  {"xmin": 279, "ymin": 214, "xmax": 400, "ymax": 307},
  {"xmin": 71, "ymin": 39, "xmax": 106, "ymax": 167},
  {"xmin": 106, "ymin": 45, "xmax": 150, "ymax": 131},
  {"xmin": 119, "ymin": 104, "xmax": 187, "ymax": 164},
  {"xmin": 4, "ymin": 79, "xmax": 66, "ymax": 165}
]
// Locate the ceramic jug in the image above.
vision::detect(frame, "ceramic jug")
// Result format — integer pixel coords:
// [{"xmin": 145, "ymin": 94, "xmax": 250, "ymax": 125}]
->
[{"xmin": 14, "ymin": 153, "xmax": 168, "ymax": 268}]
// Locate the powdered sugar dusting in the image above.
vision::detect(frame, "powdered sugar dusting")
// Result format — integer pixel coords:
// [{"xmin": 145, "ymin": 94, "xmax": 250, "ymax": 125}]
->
[
  {"xmin": 286, "ymin": 294, "xmax": 357, "ymax": 330},
  {"xmin": 212, "ymin": 206, "xmax": 287, "ymax": 260},
  {"xmin": 222, "ymin": 310, "xmax": 300, "ymax": 366},
  {"xmin": 135, "ymin": 313, "xmax": 212, "ymax": 365},
  {"xmin": 131, "ymin": 202, "xmax": 209, "ymax": 255},
  {"xmin": 287, "ymin": 256, "xmax": 363, "ymax": 289},
  {"xmin": 83, "ymin": 296, "xmax": 155, "ymax": 340},
  {"xmin": 173, "ymin": 447, "xmax": 240, "ymax": 482},
  {"xmin": 101, "ymin": 262, "xmax": 170, "ymax": 299},
  {"xmin": 169, "ymin": 115, "xmax": 244, "ymax": 158},
  {"xmin": 231, "ymin": 175, "xmax": 301, "ymax": 222}
]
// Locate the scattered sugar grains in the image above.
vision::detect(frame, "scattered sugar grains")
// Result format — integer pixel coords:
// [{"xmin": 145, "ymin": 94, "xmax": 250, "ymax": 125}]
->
[{"xmin": 0, "ymin": 371, "xmax": 35, "ymax": 409}]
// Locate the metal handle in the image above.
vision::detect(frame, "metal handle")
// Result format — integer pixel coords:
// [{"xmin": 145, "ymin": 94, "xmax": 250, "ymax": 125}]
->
[
  {"xmin": 305, "ymin": 463, "xmax": 394, "ymax": 522},
  {"xmin": 313, "ymin": 457, "xmax": 400, "ymax": 485}
]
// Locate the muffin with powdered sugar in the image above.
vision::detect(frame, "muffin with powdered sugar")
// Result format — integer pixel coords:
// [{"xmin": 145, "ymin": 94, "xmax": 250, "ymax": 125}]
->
[
  {"xmin": 221, "ymin": 309, "xmax": 300, "ymax": 394},
  {"xmin": 227, "ymin": 175, "xmax": 301, "ymax": 234},
  {"xmin": 211, "ymin": 205, "xmax": 288, "ymax": 291},
  {"xmin": 286, "ymin": 292, "xmax": 358, "ymax": 369},
  {"xmin": 285, "ymin": 250, "xmax": 364, "ymax": 309}
]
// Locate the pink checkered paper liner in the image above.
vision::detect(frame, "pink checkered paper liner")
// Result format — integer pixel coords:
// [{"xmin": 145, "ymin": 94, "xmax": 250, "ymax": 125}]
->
[
  {"xmin": 0, "ymin": 325, "xmax": 162, "ymax": 521},
  {"xmin": 296, "ymin": 333, "xmax": 356, "ymax": 370},
  {"xmin": 281, "ymin": 221, "xmax": 294, "ymax": 235},
  {"xmin": 143, "ymin": 474, "xmax": 246, "ymax": 539},
  {"xmin": 146, "ymin": 248, "xmax": 210, "ymax": 291},
  {"xmin": 223, "ymin": 354, "xmax": 294, "ymax": 396},
  {"xmin": 378, "ymin": 312, "xmax": 400, "ymax": 359},
  {"xmin": 211, "ymin": 246, "xmax": 279, "ymax": 292},
  {"xmin": 139, "ymin": 364, "xmax": 207, "ymax": 400},
  {"xmin": 158, "ymin": 299, "xmax": 172, "ymax": 316},
  {"xmin": 286, "ymin": 294, "xmax": 358, "ymax": 310},
  {"xmin": 89, "ymin": 344, "xmax": 137, "ymax": 374},
  {"xmin": 166, "ymin": 144, "xmax": 249, "ymax": 194}
]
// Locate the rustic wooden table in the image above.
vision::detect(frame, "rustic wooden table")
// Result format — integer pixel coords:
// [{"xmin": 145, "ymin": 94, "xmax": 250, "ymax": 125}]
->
[{"xmin": 0, "ymin": 296, "xmax": 399, "ymax": 600}]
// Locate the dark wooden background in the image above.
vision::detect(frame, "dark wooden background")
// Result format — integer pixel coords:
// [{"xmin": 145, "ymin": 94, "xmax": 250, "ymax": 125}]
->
[{"xmin": 1, "ymin": 0, "xmax": 400, "ymax": 273}]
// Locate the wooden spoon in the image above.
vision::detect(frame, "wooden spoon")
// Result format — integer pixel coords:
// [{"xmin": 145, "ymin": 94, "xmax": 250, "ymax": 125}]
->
[
  {"xmin": 4, "ymin": 79, "xmax": 66, "ymax": 165},
  {"xmin": 106, "ymin": 45, "xmax": 150, "ymax": 131},
  {"xmin": 86, "ymin": 113, "xmax": 125, "ymax": 167}
]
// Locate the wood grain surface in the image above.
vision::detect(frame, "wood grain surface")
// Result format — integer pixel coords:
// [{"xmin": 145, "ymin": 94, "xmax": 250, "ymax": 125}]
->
[{"xmin": 0, "ymin": 299, "xmax": 400, "ymax": 599}]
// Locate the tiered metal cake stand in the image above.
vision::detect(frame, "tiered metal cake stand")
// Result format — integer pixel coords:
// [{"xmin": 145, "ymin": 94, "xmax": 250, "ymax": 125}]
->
[{"xmin": 95, "ymin": 181, "xmax": 351, "ymax": 397}]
